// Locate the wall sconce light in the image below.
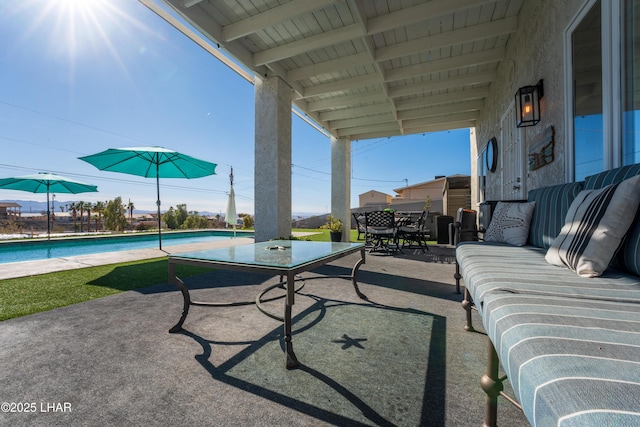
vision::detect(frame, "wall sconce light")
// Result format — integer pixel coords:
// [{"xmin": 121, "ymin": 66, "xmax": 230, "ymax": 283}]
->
[{"xmin": 515, "ymin": 79, "xmax": 544, "ymax": 127}]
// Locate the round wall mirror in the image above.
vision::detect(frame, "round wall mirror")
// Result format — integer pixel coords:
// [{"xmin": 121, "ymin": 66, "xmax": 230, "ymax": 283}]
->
[{"xmin": 486, "ymin": 137, "xmax": 498, "ymax": 173}]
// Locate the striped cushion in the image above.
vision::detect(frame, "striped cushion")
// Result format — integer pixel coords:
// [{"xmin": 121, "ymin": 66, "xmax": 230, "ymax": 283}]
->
[
  {"xmin": 456, "ymin": 242, "xmax": 640, "ymax": 427},
  {"xmin": 545, "ymin": 175, "xmax": 640, "ymax": 277},
  {"xmin": 585, "ymin": 165, "xmax": 640, "ymax": 276},
  {"xmin": 617, "ymin": 216, "xmax": 640, "ymax": 276},
  {"xmin": 583, "ymin": 163, "xmax": 640, "ymax": 190},
  {"xmin": 527, "ymin": 182, "xmax": 584, "ymax": 249}
]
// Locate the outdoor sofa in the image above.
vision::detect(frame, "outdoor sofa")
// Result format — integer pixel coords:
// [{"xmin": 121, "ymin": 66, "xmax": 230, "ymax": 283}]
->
[{"xmin": 455, "ymin": 164, "xmax": 640, "ymax": 427}]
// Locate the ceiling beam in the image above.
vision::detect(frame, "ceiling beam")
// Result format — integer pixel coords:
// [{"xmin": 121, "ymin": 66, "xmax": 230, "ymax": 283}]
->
[
  {"xmin": 222, "ymin": 0, "xmax": 338, "ymax": 42},
  {"xmin": 399, "ymin": 120, "xmax": 476, "ymax": 136},
  {"xmin": 183, "ymin": 0, "xmax": 203, "ymax": 7},
  {"xmin": 402, "ymin": 111, "xmax": 479, "ymax": 129},
  {"xmin": 160, "ymin": 0, "xmax": 267, "ymax": 77},
  {"xmin": 287, "ymin": 52, "xmax": 371, "ymax": 82},
  {"xmin": 397, "ymin": 100, "xmax": 485, "ymax": 121},
  {"xmin": 319, "ymin": 104, "xmax": 392, "ymax": 121},
  {"xmin": 338, "ymin": 122, "xmax": 400, "ymax": 137},
  {"xmin": 347, "ymin": 0, "xmax": 397, "ymax": 121},
  {"xmin": 384, "ymin": 47, "xmax": 505, "ymax": 83},
  {"xmin": 394, "ymin": 88, "xmax": 489, "ymax": 111},
  {"xmin": 307, "ymin": 92, "xmax": 388, "ymax": 112},
  {"xmin": 328, "ymin": 113, "xmax": 397, "ymax": 130},
  {"xmin": 375, "ymin": 16, "xmax": 517, "ymax": 62},
  {"xmin": 388, "ymin": 70, "xmax": 496, "ymax": 99},
  {"xmin": 253, "ymin": 24, "xmax": 364, "ymax": 66},
  {"xmin": 366, "ymin": 0, "xmax": 498, "ymax": 35},
  {"xmin": 301, "ymin": 73, "xmax": 382, "ymax": 98}
]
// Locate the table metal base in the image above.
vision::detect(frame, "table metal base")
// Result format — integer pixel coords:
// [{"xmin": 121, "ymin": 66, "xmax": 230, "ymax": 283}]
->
[{"xmin": 168, "ymin": 245, "xmax": 366, "ymax": 369}]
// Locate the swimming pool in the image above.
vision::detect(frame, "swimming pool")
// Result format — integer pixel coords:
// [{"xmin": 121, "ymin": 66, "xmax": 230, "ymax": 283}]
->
[{"xmin": 0, "ymin": 230, "xmax": 253, "ymax": 264}]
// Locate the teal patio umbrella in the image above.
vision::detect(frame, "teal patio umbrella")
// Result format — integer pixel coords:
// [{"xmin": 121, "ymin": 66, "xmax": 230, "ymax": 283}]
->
[
  {"xmin": 0, "ymin": 172, "xmax": 98, "ymax": 239},
  {"xmin": 79, "ymin": 146, "xmax": 217, "ymax": 250}
]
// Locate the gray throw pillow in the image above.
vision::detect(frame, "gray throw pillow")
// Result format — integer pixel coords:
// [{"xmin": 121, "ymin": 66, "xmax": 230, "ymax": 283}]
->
[
  {"xmin": 545, "ymin": 174, "xmax": 640, "ymax": 277},
  {"xmin": 484, "ymin": 201, "xmax": 536, "ymax": 246}
]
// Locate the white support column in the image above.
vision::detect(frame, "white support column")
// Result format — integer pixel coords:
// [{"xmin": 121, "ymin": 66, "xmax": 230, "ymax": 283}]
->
[
  {"xmin": 331, "ymin": 136, "xmax": 351, "ymax": 241},
  {"xmin": 254, "ymin": 76, "xmax": 292, "ymax": 242}
]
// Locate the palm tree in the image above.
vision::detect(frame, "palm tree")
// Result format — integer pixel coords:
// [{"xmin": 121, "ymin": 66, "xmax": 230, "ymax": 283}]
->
[
  {"xmin": 127, "ymin": 199, "xmax": 135, "ymax": 230},
  {"xmin": 69, "ymin": 202, "xmax": 78, "ymax": 232},
  {"xmin": 93, "ymin": 201, "xmax": 105, "ymax": 232},
  {"xmin": 77, "ymin": 201, "xmax": 85, "ymax": 232},
  {"xmin": 84, "ymin": 202, "xmax": 92, "ymax": 233}
]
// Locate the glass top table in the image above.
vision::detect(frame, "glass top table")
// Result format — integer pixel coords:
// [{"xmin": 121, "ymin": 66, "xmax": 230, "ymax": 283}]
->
[{"xmin": 167, "ymin": 240, "xmax": 367, "ymax": 369}]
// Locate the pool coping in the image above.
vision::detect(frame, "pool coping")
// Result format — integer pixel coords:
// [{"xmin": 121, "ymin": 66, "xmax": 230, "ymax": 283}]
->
[
  {"xmin": 0, "ymin": 232, "xmax": 323, "ymax": 280},
  {"xmin": 0, "ymin": 237, "xmax": 255, "ymax": 280}
]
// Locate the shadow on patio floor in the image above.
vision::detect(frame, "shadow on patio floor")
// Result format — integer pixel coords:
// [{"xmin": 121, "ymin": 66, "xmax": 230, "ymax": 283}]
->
[{"xmin": 0, "ymin": 248, "xmax": 527, "ymax": 426}]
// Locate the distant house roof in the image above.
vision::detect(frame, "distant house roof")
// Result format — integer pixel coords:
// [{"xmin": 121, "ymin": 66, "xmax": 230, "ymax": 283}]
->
[
  {"xmin": 0, "ymin": 202, "xmax": 21, "ymax": 208},
  {"xmin": 392, "ymin": 174, "xmax": 469, "ymax": 193},
  {"xmin": 358, "ymin": 190, "xmax": 392, "ymax": 198}
]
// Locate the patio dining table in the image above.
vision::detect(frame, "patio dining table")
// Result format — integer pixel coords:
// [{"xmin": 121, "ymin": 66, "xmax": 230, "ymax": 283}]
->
[{"xmin": 167, "ymin": 240, "xmax": 366, "ymax": 369}]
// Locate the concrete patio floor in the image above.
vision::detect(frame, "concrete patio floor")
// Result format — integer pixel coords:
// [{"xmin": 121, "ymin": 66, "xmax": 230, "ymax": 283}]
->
[{"xmin": 0, "ymin": 243, "xmax": 528, "ymax": 426}]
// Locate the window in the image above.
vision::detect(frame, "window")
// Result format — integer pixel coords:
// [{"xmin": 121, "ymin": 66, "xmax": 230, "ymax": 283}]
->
[
  {"xmin": 622, "ymin": 0, "xmax": 640, "ymax": 165},
  {"xmin": 569, "ymin": 0, "xmax": 640, "ymax": 180},
  {"xmin": 572, "ymin": 1, "xmax": 602, "ymax": 181}
]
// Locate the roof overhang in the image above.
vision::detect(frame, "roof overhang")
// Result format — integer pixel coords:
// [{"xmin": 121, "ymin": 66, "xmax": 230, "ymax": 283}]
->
[{"xmin": 140, "ymin": 0, "xmax": 525, "ymax": 140}]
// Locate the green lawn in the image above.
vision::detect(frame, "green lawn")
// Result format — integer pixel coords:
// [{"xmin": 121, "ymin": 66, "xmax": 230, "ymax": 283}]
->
[
  {"xmin": 0, "ymin": 259, "xmax": 211, "ymax": 321},
  {"xmin": 0, "ymin": 229, "xmax": 338, "ymax": 321},
  {"xmin": 291, "ymin": 228, "xmax": 360, "ymax": 241}
]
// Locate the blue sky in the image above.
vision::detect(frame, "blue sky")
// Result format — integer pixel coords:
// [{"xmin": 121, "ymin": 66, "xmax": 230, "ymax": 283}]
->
[{"xmin": 0, "ymin": 0, "xmax": 470, "ymax": 216}]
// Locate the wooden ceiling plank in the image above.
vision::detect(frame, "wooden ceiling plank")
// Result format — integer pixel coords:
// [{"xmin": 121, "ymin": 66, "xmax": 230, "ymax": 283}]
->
[
  {"xmin": 302, "ymin": 73, "xmax": 382, "ymax": 98},
  {"xmin": 338, "ymin": 122, "xmax": 400, "ymax": 137},
  {"xmin": 388, "ymin": 70, "xmax": 496, "ymax": 98},
  {"xmin": 384, "ymin": 47, "xmax": 505, "ymax": 82},
  {"xmin": 397, "ymin": 99, "xmax": 485, "ymax": 120},
  {"xmin": 319, "ymin": 104, "xmax": 392, "ymax": 121},
  {"xmin": 253, "ymin": 24, "xmax": 364, "ymax": 66},
  {"xmin": 394, "ymin": 87, "xmax": 489, "ymax": 110},
  {"xmin": 402, "ymin": 111, "xmax": 479, "ymax": 128},
  {"xmin": 222, "ymin": 0, "xmax": 338, "ymax": 41},
  {"xmin": 308, "ymin": 92, "xmax": 388, "ymax": 112},
  {"xmin": 375, "ymin": 16, "xmax": 517, "ymax": 62},
  {"xmin": 329, "ymin": 113, "xmax": 397, "ymax": 130},
  {"xmin": 366, "ymin": 0, "xmax": 498, "ymax": 35},
  {"xmin": 287, "ymin": 52, "xmax": 371, "ymax": 81}
]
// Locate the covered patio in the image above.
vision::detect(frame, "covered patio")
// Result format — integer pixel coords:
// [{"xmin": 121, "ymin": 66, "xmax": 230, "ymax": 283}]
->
[
  {"xmin": 139, "ymin": 0, "xmax": 528, "ymax": 242},
  {"xmin": 3, "ymin": 0, "xmax": 637, "ymax": 425},
  {"xmin": 0, "ymin": 247, "xmax": 527, "ymax": 426}
]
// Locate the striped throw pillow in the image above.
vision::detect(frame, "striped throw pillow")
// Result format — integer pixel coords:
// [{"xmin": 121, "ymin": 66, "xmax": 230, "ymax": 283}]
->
[{"xmin": 545, "ymin": 174, "xmax": 640, "ymax": 277}]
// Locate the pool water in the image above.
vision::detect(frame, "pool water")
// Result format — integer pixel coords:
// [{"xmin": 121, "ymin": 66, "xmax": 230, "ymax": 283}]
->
[{"xmin": 0, "ymin": 230, "xmax": 252, "ymax": 264}]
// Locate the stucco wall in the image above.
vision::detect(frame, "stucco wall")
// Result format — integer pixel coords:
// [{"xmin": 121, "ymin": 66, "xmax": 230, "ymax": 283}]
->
[{"xmin": 474, "ymin": 0, "xmax": 587, "ymax": 203}]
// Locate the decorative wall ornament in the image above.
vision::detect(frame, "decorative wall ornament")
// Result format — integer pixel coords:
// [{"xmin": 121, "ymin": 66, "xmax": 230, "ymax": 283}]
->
[
  {"xmin": 528, "ymin": 125, "xmax": 554, "ymax": 171},
  {"xmin": 486, "ymin": 137, "xmax": 498, "ymax": 173}
]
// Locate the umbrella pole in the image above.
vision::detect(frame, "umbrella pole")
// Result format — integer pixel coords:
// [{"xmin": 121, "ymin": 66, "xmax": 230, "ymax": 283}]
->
[
  {"xmin": 156, "ymin": 167, "xmax": 162, "ymax": 251},
  {"xmin": 46, "ymin": 189, "xmax": 51, "ymax": 240}
]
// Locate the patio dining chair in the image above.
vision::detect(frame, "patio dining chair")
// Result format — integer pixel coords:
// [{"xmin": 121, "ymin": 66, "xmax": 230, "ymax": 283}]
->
[
  {"xmin": 364, "ymin": 210, "xmax": 397, "ymax": 254},
  {"xmin": 398, "ymin": 211, "xmax": 429, "ymax": 253},
  {"xmin": 352, "ymin": 213, "xmax": 366, "ymax": 240}
]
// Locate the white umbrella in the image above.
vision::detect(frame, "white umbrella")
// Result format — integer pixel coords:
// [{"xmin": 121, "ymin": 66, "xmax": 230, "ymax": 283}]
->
[{"xmin": 225, "ymin": 167, "xmax": 237, "ymax": 237}]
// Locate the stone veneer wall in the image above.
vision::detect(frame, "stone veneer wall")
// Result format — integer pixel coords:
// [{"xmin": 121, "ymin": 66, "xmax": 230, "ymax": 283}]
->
[{"xmin": 472, "ymin": 0, "xmax": 588, "ymax": 204}]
